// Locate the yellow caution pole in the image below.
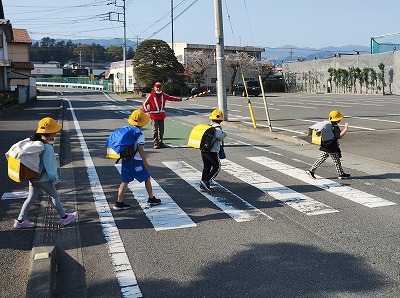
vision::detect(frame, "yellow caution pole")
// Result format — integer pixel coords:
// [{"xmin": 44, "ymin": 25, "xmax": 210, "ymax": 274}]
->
[
  {"xmin": 259, "ymin": 74, "xmax": 272, "ymax": 132},
  {"xmin": 242, "ymin": 74, "xmax": 257, "ymax": 128}
]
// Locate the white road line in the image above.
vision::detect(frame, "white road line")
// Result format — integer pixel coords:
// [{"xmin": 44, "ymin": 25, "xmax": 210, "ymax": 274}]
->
[
  {"xmin": 248, "ymin": 156, "xmax": 396, "ymax": 208},
  {"xmin": 66, "ymin": 99, "xmax": 142, "ymax": 298},
  {"xmin": 114, "ymin": 165, "xmax": 196, "ymax": 231},
  {"xmin": 296, "ymin": 119, "xmax": 376, "ymax": 131},
  {"xmin": 1, "ymin": 191, "xmax": 29, "ymax": 200},
  {"xmin": 163, "ymin": 161, "xmax": 272, "ymax": 221},
  {"xmin": 242, "ymin": 121, "xmax": 307, "ymax": 135},
  {"xmin": 347, "ymin": 115, "xmax": 400, "ymax": 124},
  {"xmin": 220, "ymin": 159, "xmax": 339, "ymax": 216}
]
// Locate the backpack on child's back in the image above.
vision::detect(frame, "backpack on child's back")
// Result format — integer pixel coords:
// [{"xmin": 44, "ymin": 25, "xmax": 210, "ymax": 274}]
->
[
  {"xmin": 5, "ymin": 138, "xmax": 45, "ymax": 182},
  {"xmin": 309, "ymin": 120, "xmax": 334, "ymax": 146},
  {"xmin": 187, "ymin": 124, "xmax": 216, "ymax": 151},
  {"xmin": 106, "ymin": 126, "xmax": 142, "ymax": 163}
]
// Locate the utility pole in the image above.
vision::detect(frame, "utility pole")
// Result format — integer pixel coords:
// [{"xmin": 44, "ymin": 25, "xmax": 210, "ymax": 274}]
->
[
  {"xmin": 108, "ymin": 0, "xmax": 127, "ymax": 92},
  {"xmin": 214, "ymin": 0, "xmax": 228, "ymax": 120},
  {"xmin": 122, "ymin": 0, "xmax": 127, "ymax": 93},
  {"xmin": 171, "ymin": 0, "xmax": 174, "ymax": 52}
]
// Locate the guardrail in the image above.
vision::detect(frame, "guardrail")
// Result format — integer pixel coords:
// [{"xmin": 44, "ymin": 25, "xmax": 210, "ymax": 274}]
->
[{"xmin": 36, "ymin": 82, "xmax": 104, "ymax": 90}]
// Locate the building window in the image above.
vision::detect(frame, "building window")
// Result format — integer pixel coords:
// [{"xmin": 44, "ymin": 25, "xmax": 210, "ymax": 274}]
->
[
  {"xmin": 211, "ymin": 78, "xmax": 217, "ymax": 84},
  {"xmin": 0, "ymin": 35, "xmax": 3, "ymax": 48}
]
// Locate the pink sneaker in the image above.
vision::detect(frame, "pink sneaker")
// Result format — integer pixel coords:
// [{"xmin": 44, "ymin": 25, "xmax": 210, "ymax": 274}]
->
[
  {"xmin": 13, "ymin": 219, "xmax": 35, "ymax": 229},
  {"xmin": 60, "ymin": 212, "xmax": 77, "ymax": 226}
]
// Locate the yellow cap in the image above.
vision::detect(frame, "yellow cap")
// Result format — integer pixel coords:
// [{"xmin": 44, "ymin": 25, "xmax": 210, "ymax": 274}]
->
[
  {"xmin": 36, "ymin": 117, "xmax": 62, "ymax": 134},
  {"xmin": 328, "ymin": 110, "xmax": 344, "ymax": 122},
  {"xmin": 209, "ymin": 109, "xmax": 224, "ymax": 121},
  {"xmin": 128, "ymin": 109, "xmax": 150, "ymax": 127}
]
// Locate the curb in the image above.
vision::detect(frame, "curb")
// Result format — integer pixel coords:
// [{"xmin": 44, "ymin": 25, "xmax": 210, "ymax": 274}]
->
[{"xmin": 26, "ymin": 246, "xmax": 58, "ymax": 298}]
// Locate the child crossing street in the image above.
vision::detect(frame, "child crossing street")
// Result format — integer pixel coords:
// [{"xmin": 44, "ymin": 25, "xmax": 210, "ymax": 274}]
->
[
  {"xmin": 13, "ymin": 117, "xmax": 77, "ymax": 229},
  {"xmin": 199, "ymin": 109, "xmax": 227, "ymax": 192},
  {"xmin": 307, "ymin": 110, "xmax": 350, "ymax": 180},
  {"xmin": 108, "ymin": 109, "xmax": 160, "ymax": 210}
]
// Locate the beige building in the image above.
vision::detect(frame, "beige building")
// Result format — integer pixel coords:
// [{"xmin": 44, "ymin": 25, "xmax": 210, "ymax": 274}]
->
[
  {"xmin": 8, "ymin": 28, "xmax": 35, "ymax": 91},
  {"xmin": 170, "ymin": 43, "xmax": 265, "ymax": 89}
]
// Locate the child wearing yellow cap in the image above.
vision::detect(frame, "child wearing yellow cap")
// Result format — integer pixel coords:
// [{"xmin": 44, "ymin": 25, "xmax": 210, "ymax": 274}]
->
[
  {"xmin": 13, "ymin": 117, "xmax": 77, "ymax": 229},
  {"xmin": 307, "ymin": 110, "xmax": 350, "ymax": 180},
  {"xmin": 199, "ymin": 109, "xmax": 227, "ymax": 192},
  {"xmin": 113, "ymin": 110, "xmax": 160, "ymax": 210}
]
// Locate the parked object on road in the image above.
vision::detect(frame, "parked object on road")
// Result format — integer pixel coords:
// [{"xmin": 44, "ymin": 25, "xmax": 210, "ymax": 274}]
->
[
  {"xmin": 232, "ymin": 80, "xmax": 261, "ymax": 97},
  {"xmin": 191, "ymin": 85, "xmax": 208, "ymax": 95},
  {"xmin": 107, "ymin": 110, "xmax": 161, "ymax": 210},
  {"xmin": 12, "ymin": 117, "xmax": 77, "ymax": 229},
  {"xmin": 307, "ymin": 110, "xmax": 351, "ymax": 180}
]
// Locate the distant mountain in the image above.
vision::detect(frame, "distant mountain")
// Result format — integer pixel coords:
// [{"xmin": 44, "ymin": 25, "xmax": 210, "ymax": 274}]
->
[
  {"xmin": 32, "ymin": 38, "xmax": 138, "ymax": 49},
  {"xmin": 262, "ymin": 45, "xmax": 370, "ymax": 65}
]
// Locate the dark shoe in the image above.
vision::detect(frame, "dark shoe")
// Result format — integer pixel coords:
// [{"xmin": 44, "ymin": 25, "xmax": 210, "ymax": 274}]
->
[
  {"xmin": 338, "ymin": 173, "xmax": 351, "ymax": 179},
  {"xmin": 148, "ymin": 196, "xmax": 161, "ymax": 205},
  {"xmin": 159, "ymin": 143, "xmax": 169, "ymax": 148},
  {"xmin": 200, "ymin": 180, "xmax": 212, "ymax": 192},
  {"xmin": 306, "ymin": 170, "xmax": 316, "ymax": 179},
  {"xmin": 113, "ymin": 201, "xmax": 131, "ymax": 210},
  {"xmin": 154, "ymin": 144, "xmax": 160, "ymax": 149}
]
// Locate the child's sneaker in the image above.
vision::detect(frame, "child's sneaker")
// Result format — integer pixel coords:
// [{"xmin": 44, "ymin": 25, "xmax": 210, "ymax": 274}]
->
[
  {"xmin": 113, "ymin": 201, "xmax": 131, "ymax": 210},
  {"xmin": 13, "ymin": 219, "xmax": 35, "ymax": 229},
  {"xmin": 147, "ymin": 196, "xmax": 161, "ymax": 205},
  {"xmin": 338, "ymin": 173, "xmax": 351, "ymax": 179},
  {"xmin": 200, "ymin": 180, "xmax": 213, "ymax": 192},
  {"xmin": 306, "ymin": 170, "xmax": 316, "ymax": 179},
  {"xmin": 60, "ymin": 212, "xmax": 78, "ymax": 226}
]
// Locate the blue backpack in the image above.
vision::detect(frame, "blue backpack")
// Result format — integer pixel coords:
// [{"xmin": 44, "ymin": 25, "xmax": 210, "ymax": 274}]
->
[{"xmin": 105, "ymin": 126, "xmax": 142, "ymax": 163}]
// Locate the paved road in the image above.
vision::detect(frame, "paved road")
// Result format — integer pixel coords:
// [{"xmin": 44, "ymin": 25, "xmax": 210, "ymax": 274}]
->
[{"xmin": 1, "ymin": 90, "xmax": 399, "ymax": 297}]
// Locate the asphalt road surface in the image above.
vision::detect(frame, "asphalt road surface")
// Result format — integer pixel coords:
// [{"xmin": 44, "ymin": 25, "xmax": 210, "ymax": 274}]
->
[{"xmin": 1, "ymin": 89, "xmax": 399, "ymax": 297}]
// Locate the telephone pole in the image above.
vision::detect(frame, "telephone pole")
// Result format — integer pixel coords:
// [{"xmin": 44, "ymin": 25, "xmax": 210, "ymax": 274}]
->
[
  {"xmin": 108, "ymin": 0, "xmax": 127, "ymax": 92},
  {"xmin": 214, "ymin": 0, "xmax": 227, "ymax": 120}
]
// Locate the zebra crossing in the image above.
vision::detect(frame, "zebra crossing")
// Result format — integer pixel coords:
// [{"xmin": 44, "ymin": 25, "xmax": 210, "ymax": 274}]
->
[{"xmin": 116, "ymin": 156, "xmax": 397, "ymax": 230}]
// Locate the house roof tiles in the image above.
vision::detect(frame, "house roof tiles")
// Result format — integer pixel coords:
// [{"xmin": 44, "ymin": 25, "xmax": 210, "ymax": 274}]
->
[{"xmin": 12, "ymin": 28, "xmax": 31, "ymax": 43}]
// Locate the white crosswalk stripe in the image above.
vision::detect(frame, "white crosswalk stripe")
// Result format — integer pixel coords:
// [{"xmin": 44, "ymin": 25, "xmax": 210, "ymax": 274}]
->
[
  {"xmin": 248, "ymin": 156, "xmax": 396, "ymax": 208},
  {"xmin": 115, "ymin": 165, "xmax": 197, "ymax": 231},
  {"xmin": 163, "ymin": 161, "xmax": 272, "ymax": 222},
  {"xmin": 220, "ymin": 159, "xmax": 339, "ymax": 215}
]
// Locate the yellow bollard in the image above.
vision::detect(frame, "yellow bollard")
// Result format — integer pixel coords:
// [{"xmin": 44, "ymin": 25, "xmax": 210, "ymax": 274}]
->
[{"xmin": 242, "ymin": 74, "xmax": 257, "ymax": 128}]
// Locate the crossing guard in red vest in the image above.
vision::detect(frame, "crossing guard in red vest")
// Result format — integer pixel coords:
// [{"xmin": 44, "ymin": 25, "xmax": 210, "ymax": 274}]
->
[{"xmin": 142, "ymin": 82, "xmax": 183, "ymax": 149}]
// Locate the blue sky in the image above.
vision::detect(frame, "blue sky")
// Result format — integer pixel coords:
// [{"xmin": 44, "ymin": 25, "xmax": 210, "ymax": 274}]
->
[{"xmin": 3, "ymin": 0, "xmax": 400, "ymax": 50}]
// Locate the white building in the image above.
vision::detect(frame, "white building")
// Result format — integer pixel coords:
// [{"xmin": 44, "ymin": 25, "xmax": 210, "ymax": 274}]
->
[{"xmin": 106, "ymin": 43, "xmax": 265, "ymax": 92}]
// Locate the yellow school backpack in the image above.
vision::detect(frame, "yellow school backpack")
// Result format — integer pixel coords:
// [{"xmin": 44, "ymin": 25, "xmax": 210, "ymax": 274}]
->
[
  {"xmin": 187, "ymin": 124, "xmax": 216, "ymax": 151},
  {"xmin": 5, "ymin": 138, "xmax": 45, "ymax": 182}
]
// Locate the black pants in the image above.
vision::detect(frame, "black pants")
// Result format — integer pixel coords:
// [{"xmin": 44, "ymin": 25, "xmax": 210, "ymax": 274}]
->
[
  {"xmin": 151, "ymin": 119, "xmax": 165, "ymax": 145},
  {"xmin": 201, "ymin": 151, "xmax": 220, "ymax": 182}
]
